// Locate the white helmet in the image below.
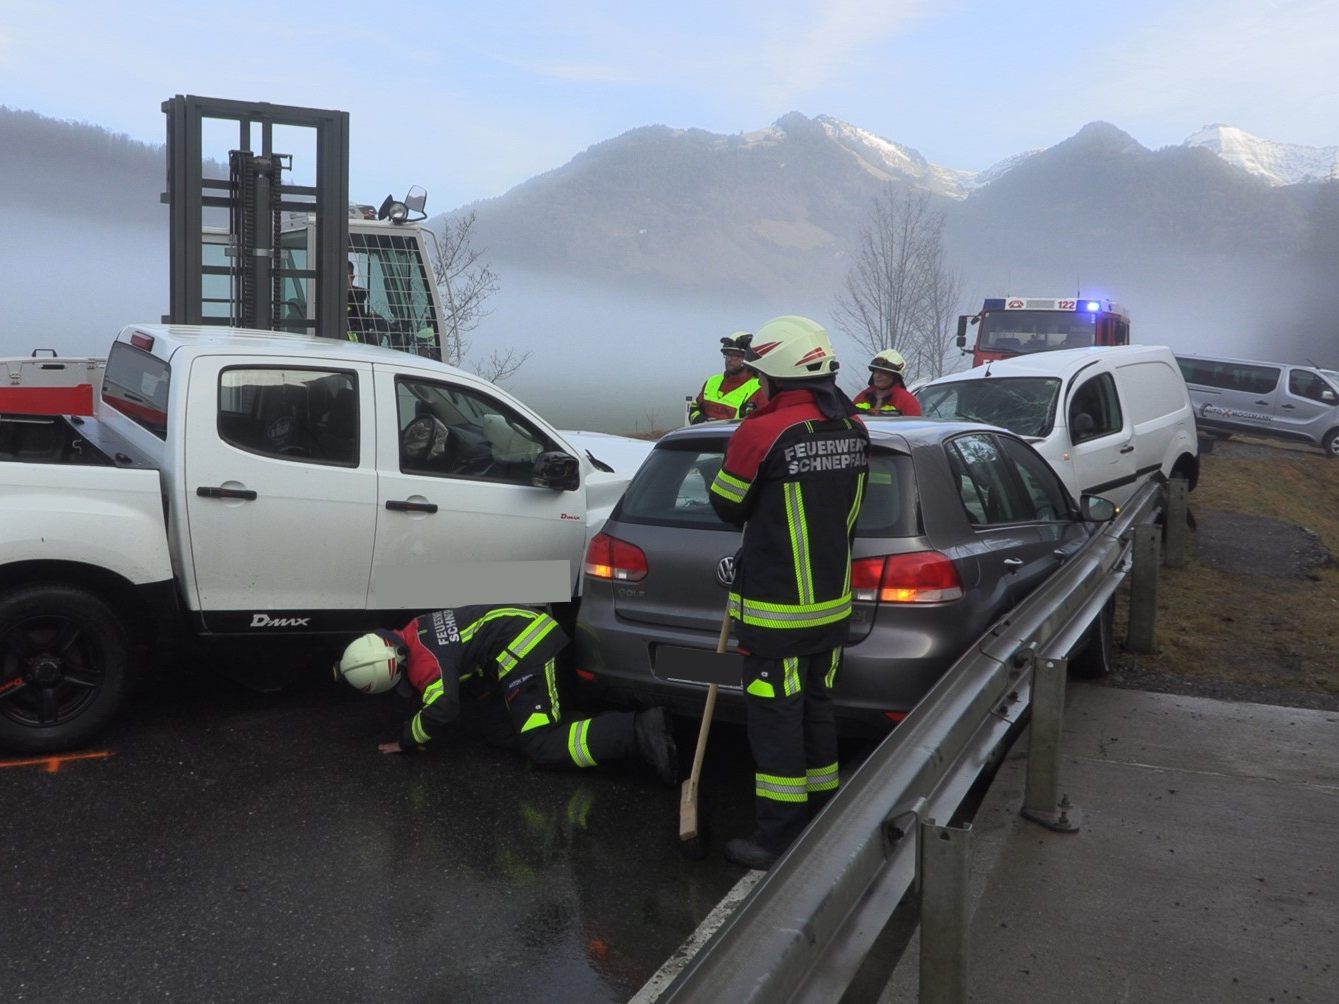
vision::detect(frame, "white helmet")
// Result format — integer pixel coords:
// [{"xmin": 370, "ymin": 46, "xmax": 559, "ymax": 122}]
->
[
  {"xmin": 335, "ymin": 631, "xmax": 405, "ymax": 694},
  {"xmin": 745, "ymin": 315, "xmax": 839, "ymax": 380},
  {"xmin": 869, "ymin": 348, "xmax": 908, "ymax": 376}
]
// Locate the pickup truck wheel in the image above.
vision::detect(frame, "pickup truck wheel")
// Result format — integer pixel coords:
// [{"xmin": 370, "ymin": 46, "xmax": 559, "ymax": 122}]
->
[
  {"xmin": 1069, "ymin": 595, "xmax": 1115, "ymax": 679},
  {"xmin": 0, "ymin": 585, "xmax": 129, "ymax": 752}
]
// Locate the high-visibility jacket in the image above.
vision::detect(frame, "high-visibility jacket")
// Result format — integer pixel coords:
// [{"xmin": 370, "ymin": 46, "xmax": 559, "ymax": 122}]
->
[
  {"xmin": 708, "ymin": 389, "xmax": 869, "ymax": 658},
  {"xmin": 853, "ymin": 383, "xmax": 922, "ymax": 416},
  {"xmin": 396, "ymin": 606, "xmax": 566, "ymax": 750},
  {"xmin": 689, "ymin": 371, "xmax": 762, "ymax": 423}
]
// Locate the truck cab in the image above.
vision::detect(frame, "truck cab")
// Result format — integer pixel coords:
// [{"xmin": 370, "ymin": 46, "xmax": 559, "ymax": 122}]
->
[{"xmin": 957, "ymin": 296, "xmax": 1130, "ymax": 368}]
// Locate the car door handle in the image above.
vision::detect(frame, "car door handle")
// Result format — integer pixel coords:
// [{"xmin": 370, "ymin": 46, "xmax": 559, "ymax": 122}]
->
[
  {"xmin": 385, "ymin": 499, "xmax": 439, "ymax": 514},
  {"xmin": 1280, "ymin": 403, "xmax": 1295, "ymax": 410},
  {"xmin": 1255, "ymin": 400, "xmax": 1270, "ymax": 406},
  {"xmin": 196, "ymin": 486, "xmax": 258, "ymax": 501},
  {"xmin": 1119, "ymin": 445, "xmax": 1135, "ymax": 454},
  {"xmin": 1002, "ymin": 557, "xmax": 1024, "ymax": 570}
]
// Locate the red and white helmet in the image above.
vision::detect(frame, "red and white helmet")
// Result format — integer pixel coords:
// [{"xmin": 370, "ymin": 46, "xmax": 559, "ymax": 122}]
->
[
  {"xmin": 744, "ymin": 315, "xmax": 839, "ymax": 380},
  {"xmin": 335, "ymin": 631, "xmax": 405, "ymax": 694},
  {"xmin": 869, "ymin": 348, "xmax": 908, "ymax": 376}
]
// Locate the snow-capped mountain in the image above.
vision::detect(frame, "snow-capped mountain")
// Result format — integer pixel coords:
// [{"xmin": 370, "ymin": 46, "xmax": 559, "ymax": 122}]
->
[
  {"xmin": 810, "ymin": 115, "xmax": 975, "ymax": 199},
  {"xmin": 1183, "ymin": 125, "xmax": 1339, "ymax": 185}
]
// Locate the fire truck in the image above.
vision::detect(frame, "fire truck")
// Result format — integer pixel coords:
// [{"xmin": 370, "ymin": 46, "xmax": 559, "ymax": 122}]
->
[{"xmin": 956, "ymin": 296, "xmax": 1131, "ymax": 368}]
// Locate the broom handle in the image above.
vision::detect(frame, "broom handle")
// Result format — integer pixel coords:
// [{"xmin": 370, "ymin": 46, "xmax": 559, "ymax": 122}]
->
[{"xmin": 688, "ymin": 612, "xmax": 731, "ymax": 781}]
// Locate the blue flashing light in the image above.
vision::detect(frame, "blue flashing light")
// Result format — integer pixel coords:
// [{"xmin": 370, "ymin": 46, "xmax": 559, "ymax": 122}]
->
[
  {"xmin": 982, "ymin": 298, "xmax": 1006, "ymax": 310},
  {"xmin": 1084, "ymin": 300, "xmax": 1101, "ymax": 312}
]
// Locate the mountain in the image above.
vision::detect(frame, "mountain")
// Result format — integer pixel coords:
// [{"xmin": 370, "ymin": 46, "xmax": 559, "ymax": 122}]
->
[{"xmin": 1184, "ymin": 124, "xmax": 1339, "ymax": 186}]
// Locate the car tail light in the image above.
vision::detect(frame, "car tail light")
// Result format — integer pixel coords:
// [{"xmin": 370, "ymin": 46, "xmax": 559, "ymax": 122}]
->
[
  {"xmin": 851, "ymin": 551, "xmax": 964, "ymax": 603},
  {"xmin": 574, "ymin": 668, "xmax": 597, "ymax": 683},
  {"xmin": 584, "ymin": 531, "xmax": 648, "ymax": 582}
]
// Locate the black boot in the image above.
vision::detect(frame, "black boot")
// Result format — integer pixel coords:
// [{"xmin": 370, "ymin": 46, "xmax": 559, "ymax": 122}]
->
[
  {"xmin": 723, "ymin": 836, "xmax": 780, "ymax": 870},
  {"xmin": 634, "ymin": 707, "xmax": 679, "ymax": 786}
]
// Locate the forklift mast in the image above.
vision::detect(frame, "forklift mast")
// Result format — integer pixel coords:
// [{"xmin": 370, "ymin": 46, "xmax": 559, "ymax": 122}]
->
[{"xmin": 161, "ymin": 95, "xmax": 349, "ymax": 339}]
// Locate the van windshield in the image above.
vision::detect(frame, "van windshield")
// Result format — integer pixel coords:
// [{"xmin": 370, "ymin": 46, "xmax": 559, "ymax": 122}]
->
[{"xmin": 918, "ymin": 377, "xmax": 1061, "ymax": 438}]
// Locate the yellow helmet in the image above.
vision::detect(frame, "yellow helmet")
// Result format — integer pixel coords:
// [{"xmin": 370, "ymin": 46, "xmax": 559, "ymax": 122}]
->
[
  {"xmin": 744, "ymin": 316, "xmax": 838, "ymax": 380},
  {"xmin": 335, "ymin": 631, "xmax": 405, "ymax": 694},
  {"xmin": 869, "ymin": 349, "xmax": 908, "ymax": 376}
]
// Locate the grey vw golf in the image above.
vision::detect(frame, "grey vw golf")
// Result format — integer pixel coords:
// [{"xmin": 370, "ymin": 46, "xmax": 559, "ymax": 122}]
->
[{"xmin": 574, "ymin": 418, "xmax": 1114, "ymax": 736}]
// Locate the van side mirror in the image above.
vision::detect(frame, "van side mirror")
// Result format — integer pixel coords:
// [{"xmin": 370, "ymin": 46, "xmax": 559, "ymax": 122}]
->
[
  {"xmin": 955, "ymin": 315, "xmax": 968, "ymax": 350},
  {"xmin": 532, "ymin": 451, "xmax": 580, "ymax": 491},
  {"xmin": 1323, "ymin": 389, "xmax": 1337, "ymax": 404},
  {"xmin": 1080, "ymin": 495, "xmax": 1116, "ymax": 522}
]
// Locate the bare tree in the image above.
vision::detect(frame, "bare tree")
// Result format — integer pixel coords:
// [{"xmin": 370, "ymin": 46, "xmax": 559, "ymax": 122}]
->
[
  {"xmin": 430, "ymin": 211, "xmax": 523, "ymax": 379},
  {"xmin": 833, "ymin": 188, "xmax": 961, "ymax": 382}
]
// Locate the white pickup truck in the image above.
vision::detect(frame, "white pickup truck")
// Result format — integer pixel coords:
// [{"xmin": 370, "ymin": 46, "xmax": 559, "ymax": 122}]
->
[{"xmin": 0, "ymin": 324, "xmax": 642, "ymax": 752}]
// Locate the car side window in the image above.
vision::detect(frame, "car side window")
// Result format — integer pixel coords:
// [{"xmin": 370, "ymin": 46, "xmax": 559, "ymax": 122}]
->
[
  {"xmin": 947, "ymin": 433, "xmax": 1030, "ymax": 525},
  {"xmin": 217, "ymin": 367, "xmax": 358, "ymax": 465},
  {"xmin": 1288, "ymin": 370, "xmax": 1332, "ymax": 403},
  {"xmin": 396, "ymin": 376, "xmax": 548, "ymax": 484},
  {"xmin": 1068, "ymin": 373, "xmax": 1122, "ymax": 444},
  {"xmin": 998, "ymin": 436, "xmax": 1071, "ymax": 521}
]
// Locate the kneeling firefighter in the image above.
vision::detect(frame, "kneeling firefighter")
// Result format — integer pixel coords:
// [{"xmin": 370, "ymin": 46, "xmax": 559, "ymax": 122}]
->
[{"xmin": 336, "ymin": 605, "xmax": 678, "ymax": 783}]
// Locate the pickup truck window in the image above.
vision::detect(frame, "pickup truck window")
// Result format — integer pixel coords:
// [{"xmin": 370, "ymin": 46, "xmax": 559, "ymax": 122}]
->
[
  {"xmin": 218, "ymin": 367, "xmax": 359, "ymax": 465},
  {"xmin": 396, "ymin": 376, "xmax": 547, "ymax": 484},
  {"xmin": 104, "ymin": 342, "xmax": 171, "ymax": 439}
]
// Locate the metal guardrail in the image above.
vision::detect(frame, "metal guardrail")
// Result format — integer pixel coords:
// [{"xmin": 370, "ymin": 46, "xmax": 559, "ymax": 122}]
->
[{"xmin": 659, "ymin": 479, "xmax": 1165, "ymax": 1003}]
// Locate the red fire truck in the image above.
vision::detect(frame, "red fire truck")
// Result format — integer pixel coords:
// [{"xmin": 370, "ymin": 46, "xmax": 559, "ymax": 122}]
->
[{"xmin": 956, "ymin": 296, "xmax": 1131, "ymax": 368}]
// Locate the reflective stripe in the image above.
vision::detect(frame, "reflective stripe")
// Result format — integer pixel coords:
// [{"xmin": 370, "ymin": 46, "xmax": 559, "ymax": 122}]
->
[
  {"xmin": 756, "ymin": 772, "xmax": 808, "ymax": 803},
  {"xmin": 824, "ymin": 646, "xmax": 841, "ymax": 689},
  {"xmin": 422, "ymin": 679, "xmax": 444, "ymax": 705},
  {"xmin": 746, "ymin": 677, "xmax": 776, "ymax": 698},
  {"xmin": 807, "ymin": 762, "xmax": 840, "ymax": 793},
  {"xmin": 846, "ymin": 470, "xmax": 866, "ymax": 535},
  {"xmin": 782, "ymin": 656, "xmax": 801, "ymax": 697},
  {"xmin": 460, "ymin": 607, "xmax": 545, "ymax": 643},
  {"xmin": 784, "ymin": 482, "xmax": 814, "ymax": 605},
  {"xmin": 710, "ymin": 469, "xmax": 750, "ymax": 504},
  {"xmin": 543, "ymin": 657, "xmax": 561, "ymax": 721},
  {"xmin": 478, "ymin": 611, "xmax": 557, "ymax": 677},
  {"xmin": 411, "ymin": 713, "xmax": 431, "ymax": 745},
  {"xmin": 520, "ymin": 711, "xmax": 551, "ymax": 733},
  {"xmin": 567, "ymin": 719, "xmax": 597, "ymax": 766},
  {"xmin": 728, "ymin": 591, "xmax": 852, "ymax": 630}
]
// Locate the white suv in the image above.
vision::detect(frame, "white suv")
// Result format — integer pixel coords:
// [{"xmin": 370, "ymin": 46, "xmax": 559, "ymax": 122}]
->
[{"xmin": 917, "ymin": 345, "xmax": 1199, "ymax": 506}]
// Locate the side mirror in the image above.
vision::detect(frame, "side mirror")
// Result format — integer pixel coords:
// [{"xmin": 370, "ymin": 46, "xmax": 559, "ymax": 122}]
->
[
  {"xmin": 955, "ymin": 315, "xmax": 968, "ymax": 349},
  {"xmin": 532, "ymin": 451, "xmax": 581, "ymax": 491},
  {"xmin": 1080, "ymin": 495, "xmax": 1116, "ymax": 522},
  {"xmin": 1322, "ymin": 390, "xmax": 1336, "ymax": 404}
]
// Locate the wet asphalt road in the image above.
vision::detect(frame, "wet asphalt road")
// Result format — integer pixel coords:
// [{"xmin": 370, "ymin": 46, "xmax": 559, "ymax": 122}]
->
[{"xmin": 0, "ymin": 657, "xmax": 761, "ymax": 1003}]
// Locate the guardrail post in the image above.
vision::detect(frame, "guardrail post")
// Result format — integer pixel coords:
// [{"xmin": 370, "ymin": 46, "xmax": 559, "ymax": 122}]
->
[
  {"xmin": 1021, "ymin": 654, "xmax": 1081, "ymax": 833},
  {"xmin": 1126, "ymin": 523, "xmax": 1160, "ymax": 653},
  {"xmin": 1164, "ymin": 478, "xmax": 1188, "ymax": 569},
  {"xmin": 919, "ymin": 820, "xmax": 972, "ymax": 1004}
]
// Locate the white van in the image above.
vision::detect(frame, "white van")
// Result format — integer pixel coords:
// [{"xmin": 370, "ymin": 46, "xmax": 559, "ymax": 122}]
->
[
  {"xmin": 1175, "ymin": 354, "xmax": 1339, "ymax": 458},
  {"xmin": 916, "ymin": 346, "xmax": 1199, "ymax": 506}
]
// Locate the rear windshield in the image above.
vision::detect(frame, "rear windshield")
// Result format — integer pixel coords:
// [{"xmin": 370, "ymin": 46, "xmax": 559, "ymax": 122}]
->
[
  {"xmin": 614, "ymin": 439, "xmax": 916, "ymax": 537},
  {"xmin": 103, "ymin": 342, "xmax": 171, "ymax": 439},
  {"xmin": 919, "ymin": 377, "xmax": 1060, "ymax": 438}
]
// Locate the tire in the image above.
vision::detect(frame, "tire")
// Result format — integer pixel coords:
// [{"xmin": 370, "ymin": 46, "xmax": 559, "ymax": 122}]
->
[
  {"xmin": 0, "ymin": 584, "xmax": 130, "ymax": 752},
  {"xmin": 1322, "ymin": 429, "xmax": 1339, "ymax": 459},
  {"xmin": 1070, "ymin": 595, "xmax": 1115, "ymax": 679}
]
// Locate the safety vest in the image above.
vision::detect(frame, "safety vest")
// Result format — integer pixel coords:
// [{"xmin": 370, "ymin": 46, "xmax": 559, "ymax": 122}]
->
[{"xmin": 696, "ymin": 372, "xmax": 761, "ymax": 422}]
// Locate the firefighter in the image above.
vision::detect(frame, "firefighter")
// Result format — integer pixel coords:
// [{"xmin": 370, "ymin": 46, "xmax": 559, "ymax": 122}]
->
[
  {"xmin": 708, "ymin": 315, "xmax": 870, "ymax": 870},
  {"xmin": 687, "ymin": 332, "xmax": 763, "ymax": 424},
  {"xmin": 852, "ymin": 348, "xmax": 922, "ymax": 416},
  {"xmin": 335, "ymin": 606, "xmax": 678, "ymax": 783}
]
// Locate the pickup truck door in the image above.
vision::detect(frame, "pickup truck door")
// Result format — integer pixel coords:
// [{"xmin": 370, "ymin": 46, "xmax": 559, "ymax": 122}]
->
[
  {"xmin": 368, "ymin": 366, "xmax": 586, "ymax": 609},
  {"xmin": 183, "ymin": 357, "xmax": 378, "ymax": 629}
]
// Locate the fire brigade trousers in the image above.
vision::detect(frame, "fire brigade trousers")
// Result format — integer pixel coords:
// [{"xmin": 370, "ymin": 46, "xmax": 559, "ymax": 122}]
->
[
  {"xmin": 470, "ymin": 656, "xmax": 640, "ymax": 770},
  {"xmin": 741, "ymin": 648, "xmax": 843, "ymax": 853}
]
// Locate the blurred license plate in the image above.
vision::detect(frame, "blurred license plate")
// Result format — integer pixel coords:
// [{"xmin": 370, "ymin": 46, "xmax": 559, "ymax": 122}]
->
[{"xmin": 653, "ymin": 645, "xmax": 742, "ymax": 687}]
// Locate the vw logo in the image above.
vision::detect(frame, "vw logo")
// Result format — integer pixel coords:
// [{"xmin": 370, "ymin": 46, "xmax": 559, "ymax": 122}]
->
[{"xmin": 715, "ymin": 555, "xmax": 736, "ymax": 588}]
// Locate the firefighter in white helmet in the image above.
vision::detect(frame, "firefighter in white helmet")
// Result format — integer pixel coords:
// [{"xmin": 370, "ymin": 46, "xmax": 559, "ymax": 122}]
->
[
  {"xmin": 336, "ymin": 607, "xmax": 678, "ymax": 783},
  {"xmin": 852, "ymin": 349, "xmax": 922, "ymax": 416},
  {"xmin": 707, "ymin": 315, "xmax": 870, "ymax": 870}
]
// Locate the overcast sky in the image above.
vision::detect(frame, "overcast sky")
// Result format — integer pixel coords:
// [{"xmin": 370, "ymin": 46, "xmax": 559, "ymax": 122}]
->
[{"xmin": 3, "ymin": 0, "xmax": 1335, "ymax": 211}]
